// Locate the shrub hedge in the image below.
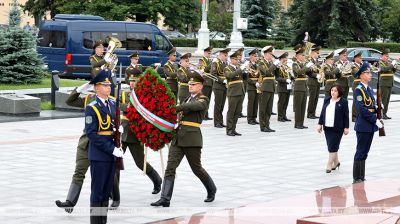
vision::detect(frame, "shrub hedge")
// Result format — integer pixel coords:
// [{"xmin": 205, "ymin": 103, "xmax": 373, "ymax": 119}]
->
[
  {"xmin": 347, "ymin": 41, "xmax": 400, "ymax": 52},
  {"xmin": 170, "ymin": 38, "xmax": 285, "ymax": 49}
]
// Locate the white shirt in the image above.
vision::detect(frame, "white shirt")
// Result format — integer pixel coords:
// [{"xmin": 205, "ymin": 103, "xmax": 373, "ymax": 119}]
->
[
  {"xmin": 325, "ymin": 99, "xmax": 336, "ymax": 127},
  {"xmin": 97, "ymin": 96, "xmax": 110, "ymax": 111}
]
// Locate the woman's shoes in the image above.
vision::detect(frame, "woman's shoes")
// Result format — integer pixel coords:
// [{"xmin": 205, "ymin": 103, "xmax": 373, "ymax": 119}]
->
[
  {"xmin": 326, "ymin": 169, "xmax": 331, "ymax": 173},
  {"xmin": 332, "ymin": 162, "xmax": 341, "ymax": 170}
]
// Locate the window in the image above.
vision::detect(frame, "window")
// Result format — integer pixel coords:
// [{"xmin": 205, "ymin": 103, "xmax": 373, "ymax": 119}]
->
[
  {"xmin": 155, "ymin": 34, "xmax": 172, "ymax": 51},
  {"xmin": 126, "ymin": 33, "xmax": 152, "ymax": 50},
  {"xmin": 38, "ymin": 30, "xmax": 66, "ymax": 48},
  {"xmin": 370, "ymin": 51, "xmax": 381, "ymax": 59},
  {"xmin": 83, "ymin": 32, "xmax": 127, "ymax": 49}
]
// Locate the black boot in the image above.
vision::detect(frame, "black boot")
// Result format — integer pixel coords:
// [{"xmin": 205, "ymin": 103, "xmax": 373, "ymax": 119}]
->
[
  {"xmin": 147, "ymin": 169, "xmax": 162, "ymax": 194},
  {"xmin": 150, "ymin": 176, "xmax": 174, "ymax": 207},
  {"xmin": 101, "ymin": 201, "xmax": 108, "ymax": 224},
  {"xmin": 90, "ymin": 203, "xmax": 102, "ymax": 224},
  {"xmin": 109, "ymin": 172, "xmax": 120, "ymax": 209},
  {"xmin": 361, "ymin": 160, "xmax": 366, "ymax": 181},
  {"xmin": 201, "ymin": 177, "xmax": 217, "ymax": 202},
  {"xmin": 55, "ymin": 182, "xmax": 82, "ymax": 213},
  {"xmin": 353, "ymin": 161, "xmax": 363, "ymax": 183}
]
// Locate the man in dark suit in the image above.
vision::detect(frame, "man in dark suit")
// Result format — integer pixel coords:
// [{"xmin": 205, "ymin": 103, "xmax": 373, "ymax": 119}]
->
[
  {"xmin": 151, "ymin": 71, "xmax": 216, "ymax": 207},
  {"xmin": 85, "ymin": 70, "xmax": 123, "ymax": 223}
]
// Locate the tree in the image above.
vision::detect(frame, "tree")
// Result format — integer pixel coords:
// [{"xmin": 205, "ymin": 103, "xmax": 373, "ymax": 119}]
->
[
  {"xmin": 0, "ymin": 0, "xmax": 47, "ymax": 84},
  {"xmin": 23, "ymin": 0, "xmax": 61, "ymax": 25},
  {"xmin": 376, "ymin": 0, "xmax": 400, "ymax": 42},
  {"xmin": 208, "ymin": 0, "xmax": 232, "ymax": 34},
  {"xmin": 162, "ymin": 0, "xmax": 201, "ymax": 33},
  {"xmin": 273, "ymin": 10, "xmax": 293, "ymax": 44},
  {"xmin": 242, "ymin": 0, "xmax": 280, "ymax": 39}
]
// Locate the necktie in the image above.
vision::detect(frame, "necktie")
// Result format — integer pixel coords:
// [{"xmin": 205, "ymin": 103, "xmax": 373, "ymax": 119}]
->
[{"xmin": 105, "ymin": 100, "xmax": 110, "ymax": 113}]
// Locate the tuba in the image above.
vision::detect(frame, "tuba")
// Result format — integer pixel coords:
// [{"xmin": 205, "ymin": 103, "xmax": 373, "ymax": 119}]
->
[{"xmin": 101, "ymin": 36, "xmax": 122, "ymax": 71}]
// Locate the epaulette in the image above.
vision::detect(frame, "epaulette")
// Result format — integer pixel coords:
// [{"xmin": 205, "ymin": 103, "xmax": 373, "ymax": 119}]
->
[
  {"xmin": 88, "ymin": 101, "xmax": 97, "ymax": 106},
  {"xmin": 356, "ymin": 84, "xmax": 363, "ymax": 89},
  {"xmin": 212, "ymin": 58, "xmax": 219, "ymax": 63},
  {"xmin": 109, "ymin": 96, "xmax": 116, "ymax": 101},
  {"xmin": 198, "ymin": 95, "xmax": 209, "ymax": 102}
]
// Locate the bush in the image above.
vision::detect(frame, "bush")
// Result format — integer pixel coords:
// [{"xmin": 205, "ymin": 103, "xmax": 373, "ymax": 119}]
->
[
  {"xmin": 170, "ymin": 38, "xmax": 286, "ymax": 49},
  {"xmin": 347, "ymin": 41, "xmax": 400, "ymax": 52}
]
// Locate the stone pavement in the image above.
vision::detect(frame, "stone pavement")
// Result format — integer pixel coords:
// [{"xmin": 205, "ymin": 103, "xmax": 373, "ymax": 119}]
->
[{"xmin": 1, "ymin": 94, "xmax": 399, "ymax": 224}]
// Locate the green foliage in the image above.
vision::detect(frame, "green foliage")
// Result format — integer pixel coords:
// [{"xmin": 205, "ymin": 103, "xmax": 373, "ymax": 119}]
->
[
  {"xmin": 169, "ymin": 38, "xmax": 285, "ymax": 49},
  {"xmin": 40, "ymin": 101, "xmax": 55, "ymax": 110},
  {"xmin": 23, "ymin": 0, "xmax": 61, "ymax": 24},
  {"xmin": 162, "ymin": 0, "xmax": 201, "ymax": 33},
  {"xmin": 9, "ymin": 0, "xmax": 21, "ymax": 27},
  {"xmin": 208, "ymin": 0, "xmax": 233, "ymax": 34},
  {"xmin": 347, "ymin": 41, "xmax": 400, "ymax": 52},
  {"xmin": 0, "ymin": 78, "xmax": 88, "ymax": 90},
  {"xmin": 273, "ymin": 11, "xmax": 293, "ymax": 44},
  {"xmin": 375, "ymin": 0, "xmax": 400, "ymax": 42}
]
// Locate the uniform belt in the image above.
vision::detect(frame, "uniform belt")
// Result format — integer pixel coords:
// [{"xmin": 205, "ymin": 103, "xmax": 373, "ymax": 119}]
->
[
  {"xmin": 342, "ymin": 74, "xmax": 351, "ymax": 78},
  {"xmin": 97, "ymin": 131, "xmax": 113, "ymax": 136},
  {"xmin": 326, "ymin": 79, "xmax": 336, "ymax": 82},
  {"xmin": 368, "ymin": 109, "xmax": 375, "ymax": 112},
  {"xmin": 218, "ymin": 76, "xmax": 226, "ymax": 80},
  {"xmin": 228, "ymin": 80, "xmax": 243, "ymax": 86},
  {"xmin": 262, "ymin": 77, "xmax": 275, "ymax": 81},
  {"xmin": 381, "ymin": 74, "xmax": 394, "ymax": 77},
  {"xmin": 180, "ymin": 121, "xmax": 201, "ymax": 127},
  {"xmin": 250, "ymin": 78, "xmax": 259, "ymax": 81},
  {"xmin": 295, "ymin": 78, "xmax": 307, "ymax": 81},
  {"xmin": 354, "ymin": 79, "xmax": 361, "ymax": 82},
  {"xmin": 167, "ymin": 77, "xmax": 177, "ymax": 80},
  {"xmin": 179, "ymin": 82, "xmax": 189, "ymax": 86}
]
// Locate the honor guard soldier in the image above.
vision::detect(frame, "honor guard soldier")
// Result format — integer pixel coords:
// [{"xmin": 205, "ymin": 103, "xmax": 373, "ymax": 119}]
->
[
  {"xmin": 351, "ymin": 51, "xmax": 363, "ymax": 122},
  {"xmin": 198, "ymin": 46, "xmax": 214, "ymax": 120},
  {"xmin": 125, "ymin": 51, "xmax": 143, "ymax": 84},
  {"xmin": 323, "ymin": 52, "xmax": 340, "ymax": 97},
  {"xmin": 90, "ymin": 41, "xmax": 110, "ymax": 78},
  {"xmin": 292, "ymin": 47, "xmax": 309, "ymax": 129},
  {"xmin": 164, "ymin": 48, "xmax": 179, "ymax": 100},
  {"xmin": 258, "ymin": 46, "xmax": 277, "ymax": 132},
  {"xmin": 211, "ymin": 48, "xmax": 230, "ymax": 128},
  {"xmin": 56, "ymin": 80, "xmax": 120, "ymax": 212},
  {"xmin": 120, "ymin": 76, "xmax": 162, "ymax": 197},
  {"xmin": 246, "ymin": 48, "xmax": 260, "ymax": 125},
  {"xmin": 305, "ymin": 45, "xmax": 322, "ymax": 119},
  {"xmin": 177, "ymin": 53, "xmax": 192, "ymax": 103},
  {"xmin": 85, "ymin": 70, "xmax": 123, "ymax": 223},
  {"xmin": 224, "ymin": 51, "xmax": 245, "ymax": 136},
  {"xmin": 353, "ymin": 62, "xmax": 383, "ymax": 183},
  {"xmin": 151, "ymin": 71, "xmax": 217, "ymax": 207},
  {"xmin": 335, "ymin": 48, "xmax": 351, "ymax": 99},
  {"xmin": 379, "ymin": 48, "xmax": 395, "ymax": 120},
  {"xmin": 275, "ymin": 52, "xmax": 292, "ymax": 122}
]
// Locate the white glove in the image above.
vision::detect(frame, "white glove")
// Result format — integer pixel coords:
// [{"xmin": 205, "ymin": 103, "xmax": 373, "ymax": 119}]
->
[
  {"xmin": 286, "ymin": 79, "xmax": 291, "ymax": 84},
  {"xmin": 392, "ymin": 60, "xmax": 397, "ymax": 66},
  {"xmin": 375, "ymin": 119, "xmax": 383, "ymax": 129},
  {"xmin": 223, "ymin": 80, "xmax": 227, "ymax": 84},
  {"xmin": 256, "ymin": 82, "xmax": 260, "ymax": 88},
  {"xmin": 273, "ymin": 60, "xmax": 280, "ymax": 66},
  {"xmin": 317, "ymin": 74, "xmax": 321, "ymax": 80},
  {"xmin": 240, "ymin": 64, "xmax": 246, "ymax": 70},
  {"xmin": 113, "ymin": 126, "xmax": 124, "ymax": 134},
  {"xmin": 306, "ymin": 61, "xmax": 314, "ymax": 68},
  {"xmin": 381, "ymin": 103, "xmax": 384, "ymax": 109},
  {"xmin": 105, "ymin": 57, "xmax": 112, "ymax": 63},
  {"xmin": 336, "ymin": 63, "xmax": 342, "ymax": 69},
  {"xmin": 113, "ymin": 147, "xmax": 123, "ymax": 157},
  {"xmin": 76, "ymin": 82, "xmax": 91, "ymax": 93}
]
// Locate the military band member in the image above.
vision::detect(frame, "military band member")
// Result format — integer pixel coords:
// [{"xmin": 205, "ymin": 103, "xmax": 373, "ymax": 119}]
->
[
  {"xmin": 125, "ymin": 51, "xmax": 143, "ymax": 84},
  {"xmin": 379, "ymin": 48, "xmax": 396, "ymax": 120},
  {"xmin": 212, "ymin": 48, "xmax": 230, "ymax": 128},
  {"xmin": 90, "ymin": 41, "xmax": 110, "ymax": 78},
  {"xmin": 275, "ymin": 52, "xmax": 292, "ymax": 122},
  {"xmin": 323, "ymin": 52, "xmax": 339, "ymax": 97},
  {"xmin": 335, "ymin": 48, "xmax": 351, "ymax": 99},
  {"xmin": 305, "ymin": 45, "xmax": 322, "ymax": 119},
  {"xmin": 353, "ymin": 62, "xmax": 383, "ymax": 183},
  {"xmin": 224, "ymin": 51, "xmax": 245, "ymax": 136},
  {"xmin": 198, "ymin": 46, "xmax": 214, "ymax": 120},
  {"xmin": 292, "ymin": 48, "xmax": 309, "ymax": 129},
  {"xmin": 351, "ymin": 51, "xmax": 363, "ymax": 122},
  {"xmin": 151, "ymin": 71, "xmax": 216, "ymax": 207},
  {"xmin": 246, "ymin": 48, "xmax": 260, "ymax": 125},
  {"xmin": 235, "ymin": 47, "xmax": 247, "ymax": 118},
  {"xmin": 164, "ymin": 48, "xmax": 179, "ymax": 100},
  {"xmin": 177, "ymin": 53, "xmax": 192, "ymax": 103},
  {"xmin": 85, "ymin": 70, "xmax": 123, "ymax": 223},
  {"xmin": 258, "ymin": 46, "xmax": 277, "ymax": 132}
]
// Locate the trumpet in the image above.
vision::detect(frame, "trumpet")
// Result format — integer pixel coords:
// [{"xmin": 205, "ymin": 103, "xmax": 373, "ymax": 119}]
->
[{"xmin": 190, "ymin": 62, "xmax": 219, "ymax": 81}]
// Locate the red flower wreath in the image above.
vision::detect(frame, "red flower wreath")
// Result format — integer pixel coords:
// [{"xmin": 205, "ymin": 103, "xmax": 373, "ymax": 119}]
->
[{"xmin": 125, "ymin": 68, "xmax": 176, "ymax": 151}]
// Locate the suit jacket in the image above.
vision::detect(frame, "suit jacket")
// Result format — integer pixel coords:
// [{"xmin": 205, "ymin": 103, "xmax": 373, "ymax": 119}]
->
[
  {"xmin": 318, "ymin": 96, "xmax": 349, "ymax": 131},
  {"xmin": 353, "ymin": 83, "xmax": 378, "ymax": 133},
  {"xmin": 85, "ymin": 96, "xmax": 117, "ymax": 161}
]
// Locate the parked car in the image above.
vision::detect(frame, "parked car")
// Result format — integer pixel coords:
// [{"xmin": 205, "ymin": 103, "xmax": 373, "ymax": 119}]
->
[
  {"xmin": 162, "ymin": 30, "xmax": 186, "ymax": 39},
  {"xmin": 186, "ymin": 32, "xmax": 198, "ymax": 39},
  {"xmin": 210, "ymin": 31, "xmax": 227, "ymax": 40},
  {"xmin": 37, "ymin": 14, "xmax": 178, "ymax": 79},
  {"xmin": 320, "ymin": 48, "xmax": 382, "ymax": 65}
]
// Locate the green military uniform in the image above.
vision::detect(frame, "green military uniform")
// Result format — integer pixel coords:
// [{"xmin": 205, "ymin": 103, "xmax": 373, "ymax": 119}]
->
[
  {"xmin": 178, "ymin": 66, "xmax": 191, "ymax": 104},
  {"xmin": 125, "ymin": 64, "xmax": 143, "ymax": 83},
  {"xmin": 258, "ymin": 57, "xmax": 276, "ymax": 132},
  {"xmin": 89, "ymin": 54, "xmax": 106, "ymax": 78},
  {"xmin": 335, "ymin": 61, "xmax": 351, "ymax": 100},
  {"xmin": 151, "ymin": 72, "xmax": 216, "ymax": 207},
  {"xmin": 292, "ymin": 50, "xmax": 309, "ymax": 129},
  {"xmin": 306, "ymin": 55, "xmax": 321, "ymax": 119},
  {"xmin": 164, "ymin": 60, "xmax": 178, "ymax": 100},
  {"xmin": 246, "ymin": 58, "xmax": 260, "ymax": 124},
  {"xmin": 211, "ymin": 49, "xmax": 230, "ymax": 127},
  {"xmin": 199, "ymin": 53, "xmax": 213, "ymax": 120},
  {"xmin": 323, "ymin": 52, "xmax": 339, "ymax": 97},
  {"xmin": 274, "ymin": 52, "xmax": 292, "ymax": 122},
  {"xmin": 224, "ymin": 60, "xmax": 245, "ymax": 136},
  {"xmin": 379, "ymin": 49, "xmax": 395, "ymax": 119},
  {"xmin": 351, "ymin": 62, "xmax": 362, "ymax": 121}
]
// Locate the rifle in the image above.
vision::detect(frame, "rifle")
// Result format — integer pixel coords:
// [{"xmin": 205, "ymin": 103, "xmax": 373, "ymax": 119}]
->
[
  {"xmin": 376, "ymin": 69, "xmax": 386, "ymax": 137},
  {"xmin": 114, "ymin": 63, "xmax": 125, "ymax": 169}
]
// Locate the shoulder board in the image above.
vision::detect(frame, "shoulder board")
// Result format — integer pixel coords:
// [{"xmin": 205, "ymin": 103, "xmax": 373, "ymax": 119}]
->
[
  {"xmin": 108, "ymin": 96, "xmax": 116, "ymax": 101},
  {"xmin": 212, "ymin": 58, "xmax": 219, "ymax": 63},
  {"xmin": 356, "ymin": 84, "xmax": 363, "ymax": 89},
  {"xmin": 88, "ymin": 101, "xmax": 97, "ymax": 106}
]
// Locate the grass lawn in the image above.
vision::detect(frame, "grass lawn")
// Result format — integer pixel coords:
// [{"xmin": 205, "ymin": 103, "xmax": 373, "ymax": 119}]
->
[{"xmin": 0, "ymin": 78, "xmax": 87, "ymax": 90}]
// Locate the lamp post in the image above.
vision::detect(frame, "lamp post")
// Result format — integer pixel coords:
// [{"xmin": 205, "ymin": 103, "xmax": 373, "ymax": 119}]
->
[
  {"xmin": 194, "ymin": 0, "xmax": 210, "ymax": 56},
  {"xmin": 228, "ymin": 0, "xmax": 244, "ymax": 50}
]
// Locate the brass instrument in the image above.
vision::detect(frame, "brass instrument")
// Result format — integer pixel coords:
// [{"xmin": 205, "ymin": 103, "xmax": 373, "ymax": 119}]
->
[
  {"xmin": 338, "ymin": 61, "xmax": 353, "ymax": 75},
  {"xmin": 190, "ymin": 62, "xmax": 219, "ymax": 81},
  {"xmin": 101, "ymin": 36, "xmax": 122, "ymax": 71},
  {"xmin": 304, "ymin": 42, "xmax": 315, "ymax": 61}
]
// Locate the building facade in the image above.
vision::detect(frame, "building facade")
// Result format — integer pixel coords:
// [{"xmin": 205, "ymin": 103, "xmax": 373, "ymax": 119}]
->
[{"xmin": 0, "ymin": 0, "xmax": 35, "ymax": 26}]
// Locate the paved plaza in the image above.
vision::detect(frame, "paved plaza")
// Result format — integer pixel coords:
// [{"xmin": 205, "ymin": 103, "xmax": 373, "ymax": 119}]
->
[{"xmin": 1, "ymin": 94, "xmax": 400, "ymax": 223}]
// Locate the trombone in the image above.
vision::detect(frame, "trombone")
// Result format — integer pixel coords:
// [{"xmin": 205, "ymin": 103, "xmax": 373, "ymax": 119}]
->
[{"xmin": 189, "ymin": 63, "xmax": 219, "ymax": 81}]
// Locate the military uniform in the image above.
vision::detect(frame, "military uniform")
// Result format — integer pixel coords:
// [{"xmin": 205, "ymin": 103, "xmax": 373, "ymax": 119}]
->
[
  {"xmin": 258, "ymin": 49, "xmax": 276, "ymax": 132},
  {"xmin": 335, "ymin": 61, "xmax": 351, "ymax": 100},
  {"xmin": 352, "ymin": 63, "xmax": 379, "ymax": 183},
  {"xmin": 378, "ymin": 49, "xmax": 395, "ymax": 119},
  {"xmin": 90, "ymin": 54, "xmax": 106, "ymax": 78},
  {"xmin": 125, "ymin": 52, "xmax": 144, "ymax": 83},
  {"xmin": 351, "ymin": 62, "xmax": 362, "ymax": 122},
  {"xmin": 151, "ymin": 72, "xmax": 216, "ymax": 207},
  {"xmin": 306, "ymin": 55, "xmax": 321, "ymax": 119},
  {"xmin": 164, "ymin": 48, "xmax": 178, "ymax": 100},
  {"xmin": 211, "ymin": 48, "xmax": 230, "ymax": 127},
  {"xmin": 246, "ymin": 57, "xmax": 260, "ymax": 124},
  {"xmin": 178, "ymin": 67, "xmax": 191, "ymax": 104},
  {"xmin": 224, "ymin": 57, "xmax": 245, "ymax": 136},
  {"xmin": 198, "ymin": 50, "xmax": 213, "ymax": 120},
  {"xmin": 292, "ymin": 50, "xmax": 309, "ymax": 129},
  {"xmin": 275, "ymin": 52, "xmax": 292, "ymax": 122}
]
